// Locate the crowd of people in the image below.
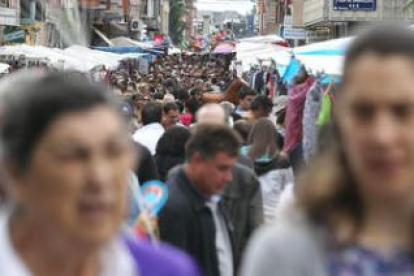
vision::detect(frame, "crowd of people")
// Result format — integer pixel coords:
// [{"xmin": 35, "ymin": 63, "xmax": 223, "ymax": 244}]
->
[
  {"xmin": 109, "ymin": 53, "xmax": 235, "ymax": 95},
  {"xmin": 1, "ymin": 23, "xmax": 414, "ymax": 276}
]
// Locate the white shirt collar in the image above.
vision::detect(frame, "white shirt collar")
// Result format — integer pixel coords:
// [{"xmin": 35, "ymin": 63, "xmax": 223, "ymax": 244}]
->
[{"xmin": 138, "ymin": 123, "xmax": 164, "ymax": 131}]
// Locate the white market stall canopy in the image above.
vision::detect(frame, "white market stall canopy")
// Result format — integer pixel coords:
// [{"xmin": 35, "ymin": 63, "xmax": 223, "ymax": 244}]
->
[
  {"xmin": 293, "ymin": 37, "xmax": 354, "ymax": 76},
  {"xmin": 0, "ymin": 63, "xmax": 9, "ymax": 73},
  {"xmin": 293, "ymin": 37, "xmax": 353, "ymax": 56},
  {"xmin": 294, "ymin": 55, "xmax": 345, "ymax": 76},
  {"xmin": 0, "ymin": 44, "xmax": 146, "ymax": 72},
  {"xmin": 236, "ymin": 42, "xmax": 291, "ymax": 71},
  {"xmin": 240, "ymin": 35, "xmax": 287, "ymax": 44},
  {"xmin": 63, "ymin": 45, "xmax": 128, "ymax": 70},
  {"xmin": 111, "ymin": 37, "xmax": 156, "ymax": 49}
]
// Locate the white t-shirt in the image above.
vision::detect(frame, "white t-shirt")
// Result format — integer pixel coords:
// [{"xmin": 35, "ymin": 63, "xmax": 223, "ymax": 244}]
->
[
  {"xmin": 132, "ymin": 123, "xmax": 165, "ymax": 155},
  {"xmin": 0, "ymin": 211, "xmax": 138, "ymax": 276},
  {"xmin": 258, "ymin": 168, "xmax": 294, "ymax": 224}
]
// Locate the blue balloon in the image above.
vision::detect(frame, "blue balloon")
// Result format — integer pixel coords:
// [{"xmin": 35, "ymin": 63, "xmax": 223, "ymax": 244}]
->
[{"xmin": 141, "ymin": 180, "xmax": 169, "ymax": 216}]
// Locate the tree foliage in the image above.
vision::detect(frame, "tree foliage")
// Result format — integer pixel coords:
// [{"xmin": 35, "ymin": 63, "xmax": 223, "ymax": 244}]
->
[
  {"xmin": 169, "ymin": 0, "xmax": 187, "ymax": 44},
  {"xmin": 405, "ymin": 0, "xmax": 414, "ymax": 10}
]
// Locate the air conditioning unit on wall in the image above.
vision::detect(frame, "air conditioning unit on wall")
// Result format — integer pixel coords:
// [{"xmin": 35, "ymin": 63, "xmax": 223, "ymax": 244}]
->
[{"xmin": 130, "ymin": 20, "xmax": 140, "ymax": 31}]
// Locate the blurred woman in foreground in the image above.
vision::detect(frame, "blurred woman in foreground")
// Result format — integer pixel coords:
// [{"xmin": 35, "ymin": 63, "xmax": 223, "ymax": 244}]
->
[
  {"xmin": 0, "ymin": 72, "xmax": 198, "ymax": 276},
  {"xmin": 242, "ymin": 25, "xmax": 414, "ymax": 275}
]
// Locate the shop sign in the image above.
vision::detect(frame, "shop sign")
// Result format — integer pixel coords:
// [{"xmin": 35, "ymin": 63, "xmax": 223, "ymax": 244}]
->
[
  {"xmin": 334, "ymin": 0, "xmax": 376, "ymax": 11},
  {"xmin": 283, "ymin": 27, "xmax": 307, "ymax": 40},
  {"xmin": 4, "ymin": 30, "xmax": 25, "ymax": 42}
]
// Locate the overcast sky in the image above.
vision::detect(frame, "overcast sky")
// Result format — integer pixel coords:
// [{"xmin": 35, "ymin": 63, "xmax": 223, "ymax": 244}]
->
[{"xmin": 195, "ymin": 0, "xmax": 255, "ymax": 15}]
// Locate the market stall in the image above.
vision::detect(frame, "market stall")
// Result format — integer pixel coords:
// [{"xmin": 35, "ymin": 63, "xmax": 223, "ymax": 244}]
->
[
  {"xmin": 236, "ymin": 42, "xmax": 291, "ymax": 71},
  {"xmin": 292, "ymin": 37, "xmax": 353, "ymax": 76}
]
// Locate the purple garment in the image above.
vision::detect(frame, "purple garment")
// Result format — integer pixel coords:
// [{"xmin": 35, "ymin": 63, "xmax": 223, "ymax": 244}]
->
[
  {"xmin": 123, "ymin": 234, "xmax": 201, "ymax": 276},
  {"xmin": 283, "ymin": 78, "xmax": 315, "ymax": 154}
]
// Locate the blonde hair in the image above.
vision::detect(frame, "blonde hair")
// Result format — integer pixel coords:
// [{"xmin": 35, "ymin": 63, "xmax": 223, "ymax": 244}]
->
[{"xmin": 296, "ymin": 122, "xmax": 364, "ymax": 244}]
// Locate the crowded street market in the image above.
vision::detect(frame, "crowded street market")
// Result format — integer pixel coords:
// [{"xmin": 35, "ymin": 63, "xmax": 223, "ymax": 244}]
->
[{"xmin": 2, "ymin": 1, "xmax": 414, "ymax": 275}]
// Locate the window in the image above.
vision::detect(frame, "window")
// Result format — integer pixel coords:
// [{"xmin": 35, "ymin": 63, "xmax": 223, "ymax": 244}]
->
[{"xmin": 0, "ymin": 0, "xmax": 10, "ymax": 8}]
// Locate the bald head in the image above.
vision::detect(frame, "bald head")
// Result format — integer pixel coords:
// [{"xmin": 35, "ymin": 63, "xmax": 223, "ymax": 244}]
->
[
  {"xmin": 196, "ymin": 103, "xmax": 226, "ymax": 125},
  {"xmin": 163, "ymin": 93, "xmax": 175, "ymax": 104}
]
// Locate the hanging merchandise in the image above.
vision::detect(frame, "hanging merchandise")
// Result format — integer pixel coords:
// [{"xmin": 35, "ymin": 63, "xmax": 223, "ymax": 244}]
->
[
  {"xmin": 316, "ymin": 91, "xmax": 333, "ymax": 126},
  {"xmin": 138, "ymin": 58, "xmax": 149, "ymax": 74},
  {"xmin": 302, "ymin": 81, "xmax": 323, "ymax": 164},
  {"xmin": 282, "ymin": 57, "xmax": 301, "ymax": 85},
  {"xmin": 283, "ymin": 76, "xmax": 315, "ymax": 154}
]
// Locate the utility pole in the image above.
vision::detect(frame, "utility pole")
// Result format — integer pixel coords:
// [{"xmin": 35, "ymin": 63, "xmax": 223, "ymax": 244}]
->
[{"xmin": 231, "ymin": 17, "xmax": 234, "ymax": 38}]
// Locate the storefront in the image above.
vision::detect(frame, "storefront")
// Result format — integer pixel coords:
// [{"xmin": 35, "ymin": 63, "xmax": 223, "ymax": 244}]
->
[{"xmin": 303, "ymin": 0, "xmax": 414, "ymax": 42}]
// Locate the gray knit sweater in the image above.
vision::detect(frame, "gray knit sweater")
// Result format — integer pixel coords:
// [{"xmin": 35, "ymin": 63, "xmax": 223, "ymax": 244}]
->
[{"xmin": 240, "ymin": 214, "xmax": 329, "ymax": 276}]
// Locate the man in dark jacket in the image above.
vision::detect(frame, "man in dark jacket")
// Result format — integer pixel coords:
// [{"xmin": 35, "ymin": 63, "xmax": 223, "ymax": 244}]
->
[
  {"xmin": 159, "ymin": 125, "xmax": 241, "ymax": 276},
  {"xmin": 194, "ymin": 104, "xmax": 264, "ymax": 271},
  {"xmin": 222, "ymin": 163, "xmax": 262, "ymax": 266}
]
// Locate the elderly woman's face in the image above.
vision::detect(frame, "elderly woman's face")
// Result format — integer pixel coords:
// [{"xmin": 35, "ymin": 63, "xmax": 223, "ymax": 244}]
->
[
  {"xmin": 338, "ymin": 54, "xmax": 414, "ymax": 201},
  {"xmin": 11, "ymin": 106, "xmax": 133, "ymax": 245}
]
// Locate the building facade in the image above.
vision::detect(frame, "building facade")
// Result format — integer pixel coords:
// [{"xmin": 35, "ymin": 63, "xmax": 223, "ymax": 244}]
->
[
  {"xmin": 1, "ymin": 0, "xmax": 172, "ymax": 46},
  {"xmin": 257, "ymin": 0, "xmax": 290, "ymax": 35},
  {"xmin": 184, "ymin": 0, "xmax": 196, "ymax": 40},
  {"xmin": 303, "ymin": 0, "xmax": 414, "ymax": 41},
  {"xmin": 0, "ymin": 0, "xmax": 20, "ymax": 26},
  {"xmin": 0, "ymin": 0, "xmax": 21, "ymax": 44}
]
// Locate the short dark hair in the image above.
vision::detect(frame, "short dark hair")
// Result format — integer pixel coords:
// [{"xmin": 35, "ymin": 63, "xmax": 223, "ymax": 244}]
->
[
  {"xmin": 154, "ymin": 91, "xmax": 165, "ymax": 100},
  {"xmin": 233, "ymin": 120, "xmax": 252, "ymax": 145},
  {"xmin": 175, "ymin": 100, "xmax": 185, "ymax": 113},
  {"xmin": 163, "ymin": 102, "xmax": 179, "ymax": 114},
  {"xmin": 156, "ymin": 126, "xmax": 191, "ymax": 156},
  {"xmin": 238, "ymin": 86, "xmax": 255, "ymax": 100},
  {"xmin": 186, "ymin": 125, "xmax": 241, "ymax": 160},
  {"xmin": 141, "ymin": 102, "xmax": 163, "ymax": 125},
  {"xmin": 185, "ymin": 97, "xmax": 201, "ymax": 115},
  {"xmin": 344, "ymin": 24, "xmax": 414, "ymax": 84},
  {"xmin": 0, "ymin": 71, "xmax": 120, "ymax": 172},
  {"xmin": 174, "ymin": 89, "xmax": 190, "ymax": 101},
  {"xmin": 250, "ymin": 95, "xmax": 273, "ymax": 113}
]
